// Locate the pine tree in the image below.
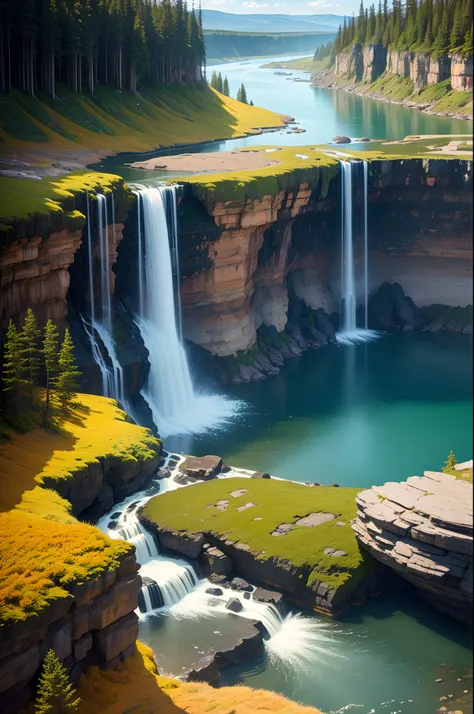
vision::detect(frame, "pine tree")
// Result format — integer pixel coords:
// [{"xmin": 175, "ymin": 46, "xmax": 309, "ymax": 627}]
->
[
  {"xmin": 238, "ymin": 82, "xmax": 247, "ymax": 103},
  {"xmin": 19, "ymin": 308, "xmax": 41, "ymax": 401},
  {"xmin": 2, "ymin": 320, "xmax": 27, "ymax": 412},
  {"xmin": 55, "ymin": 329, "xmax": 81, "ymax": 412},
  {"xmin": 442, "ymin": 450, "xmax": 457, "ymax": 473},
  {"xmin": 35, "ymin": 649, "xmax": 80, "ymax": 714},
  {"xmin": 249, "ymin": 99, "xmax": 254, "ymax": 105},
  {"xmin": 450, "ymin": 3, "xmax": 465, "ymax": 53},
  {"xmin": 210, "ymin": 70, "xmax": 217, "ymax": 88},
  {"xmin": 42, "ymin": 319, "xmax": 59, "ymax": 427},
  {"xmin": 216, "ymin": 71, "xmax": 223, "ymax": 92},
  {"xmin": 223, "ymin": 75, "xmax": 229, "ymax": 96}
]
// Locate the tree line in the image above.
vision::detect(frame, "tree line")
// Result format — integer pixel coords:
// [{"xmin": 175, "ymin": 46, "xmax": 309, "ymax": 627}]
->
[
  {"xmin": 209, "ymin": 71, "xmax": 253, "ymax": 104},
  {"xmin": 0, "ymin": 0, "xmax": 206, "ymax": 97},
  {"xmin": 332, "ymin": 0, "xmax": 472, "ymax": 59},
  {"xmin": 2, "ymin": 309, "xmax": 81, "ymax": 430}
]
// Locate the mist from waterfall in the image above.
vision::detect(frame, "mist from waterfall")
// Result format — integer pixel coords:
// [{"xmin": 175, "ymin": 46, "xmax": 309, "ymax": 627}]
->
[
  {"xmin": 133, "ymin": 184, "xmax": 239, "ymax": 438},
  {"xmin": 337, "ymin": 161, "xmax": 379, "ymax": 346}
]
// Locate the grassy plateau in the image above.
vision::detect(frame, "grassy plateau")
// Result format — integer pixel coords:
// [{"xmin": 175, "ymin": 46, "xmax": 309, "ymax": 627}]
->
[{"xmin": 143, "ymin": 477, "xmax": 367, "ymax": 590}]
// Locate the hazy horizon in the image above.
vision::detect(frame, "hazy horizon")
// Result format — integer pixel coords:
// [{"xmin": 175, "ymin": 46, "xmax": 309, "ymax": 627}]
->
[{"xmin": 200, "ymin": 2, "xmax": 356, "ymax": 15}]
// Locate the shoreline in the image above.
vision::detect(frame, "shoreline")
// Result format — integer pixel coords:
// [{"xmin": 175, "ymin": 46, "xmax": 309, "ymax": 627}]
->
[{"xmin": 311, "ymin": 70, "xmax": 473, "ymax": 122}]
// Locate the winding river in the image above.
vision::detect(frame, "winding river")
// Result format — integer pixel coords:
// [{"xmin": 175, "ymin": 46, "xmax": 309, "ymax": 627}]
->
[{"xmin": 97, "ymin": 57, "xmax": 472, "ymax": 714}]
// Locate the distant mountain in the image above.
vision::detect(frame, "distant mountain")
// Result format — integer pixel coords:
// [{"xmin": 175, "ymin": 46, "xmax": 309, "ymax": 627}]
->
[{"xmin": 199, "ymin": 10, "xmax": 347, "ymax": 34}]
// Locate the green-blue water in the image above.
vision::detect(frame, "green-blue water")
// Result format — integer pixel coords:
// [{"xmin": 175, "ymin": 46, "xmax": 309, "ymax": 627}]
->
[
  {"xmin": 168, "ymin": 332, "xmax": 473, "ymax": 487},
  {"xmin": 93, "ymin": 54, "xmax": 471, "ymax": 183}
]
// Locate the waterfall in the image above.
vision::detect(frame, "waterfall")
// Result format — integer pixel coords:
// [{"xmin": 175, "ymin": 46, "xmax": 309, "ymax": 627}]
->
[
  {"xmin": 337, "ymin": 161, "xmax": 379, "ymax": 346},
  {"xmin": 97, "ymin": 458, "xmax": 338, "ymax": 673},
  {"xmin": 363, "ymin": 160, "xmax": 369, "ymax": 330},
  {"xmin": 83, "ymin": 192, "xmax": 125, "ymax": 402},
  {"xmin": 133, "ymin": 184, "xmax": 239, "ymax": 438},
  {"xmin": 340, "ymin": 161, "xmax": 356, "ymax": 332}
]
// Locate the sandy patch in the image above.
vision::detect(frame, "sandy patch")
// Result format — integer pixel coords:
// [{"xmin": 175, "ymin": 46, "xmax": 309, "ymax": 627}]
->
[{"xmin": 130, "ymin": 150, "xmax": 281, "ymax": 174}]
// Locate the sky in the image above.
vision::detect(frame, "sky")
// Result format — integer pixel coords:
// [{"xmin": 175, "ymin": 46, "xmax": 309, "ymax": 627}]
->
[{"xmin": 200, "ymin": 0, "xmax": 357, "ymax": 14}]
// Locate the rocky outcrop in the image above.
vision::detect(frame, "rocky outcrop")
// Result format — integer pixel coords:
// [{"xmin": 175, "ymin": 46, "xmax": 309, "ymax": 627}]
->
[
  {"xmin": 0, "ymin": 228, "xmax": 83, "ymax": 329},
  {"xmin": 450, "ymin": 54, "xmax": 473, "ymax": 91},
  {"xmin": 182, "ymin": 619, "xmax": 264, "ymax": 685},
  {"xmin": 353, "ymin": 471, "xmax": 473, "ymax": 624},
  {"xmin": 139, "ymin": 515, "xmax": 382, "ymax": 617},
  {"xmin": 43, "ymin": 441, "xmax": 162, "ymax": 523},
  {"xmin": 0, "ymin": 552, "xmax": 141, "ymax": 714}
]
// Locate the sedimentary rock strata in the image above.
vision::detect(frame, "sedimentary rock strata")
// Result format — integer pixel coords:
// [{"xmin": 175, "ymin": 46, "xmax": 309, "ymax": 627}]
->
[{"xmin": 352, "ymin": 471, "xmax": 473, "ymax": 624}]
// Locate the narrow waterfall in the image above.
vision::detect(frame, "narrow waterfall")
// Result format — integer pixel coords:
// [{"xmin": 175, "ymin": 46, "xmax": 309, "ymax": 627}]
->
[
  {"xmin": 337, "ymin": 161, "xmax": 379, "ymax": 345},
  {"xmin": 133, "ymin": 184, "xmax": 239, "ymax": 438},
  {"xmin": 83, "ymin": 192, "xmax": 125, "ymax": 402},
  {"xmin": 363, "ymin": 160, "xmax": 369, "ymax": 330},
  {"xmin": 340, "ymin": 161, "xmax": 356, "ymax": 332}
]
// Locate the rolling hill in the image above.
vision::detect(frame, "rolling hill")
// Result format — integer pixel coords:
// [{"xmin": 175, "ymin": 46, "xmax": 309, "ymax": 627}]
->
[{"xmin": 199, "ymin": 10, "xmax": 346, "ymax": 33}]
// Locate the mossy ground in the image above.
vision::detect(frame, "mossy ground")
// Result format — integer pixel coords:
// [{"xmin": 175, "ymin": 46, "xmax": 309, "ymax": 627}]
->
[
  {"xmin": 0, "ymin": 84, "xmax": 285, "ymax": 154},
  {"xmin": 186, "ymin": 145, "xmax": 339, "ymax": 204},
  {"xmin": 0, "ymin": 393, "xmax": 160, "ymax": 624},
  {"xmin": 68, "ymin": 641, "xmax": 323, "ymax": 714},
  {"xmin": 143, "ymin": 477, "xmax": 366, "ymax": 590},
  {"xmin": 0, "ymin": 171, "xmax": 125, "ymax": 235}
]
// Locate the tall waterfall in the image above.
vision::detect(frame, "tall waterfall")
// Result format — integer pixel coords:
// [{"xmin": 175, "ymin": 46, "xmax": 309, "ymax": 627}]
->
[
  {"xmin": 83, "ymin": 192, "xmax": 124, "ymax": 402},
  {"xmin": 133, "ymin": 185, "xmax": 238, "ymax": 438},
  {"xmin": 337, "ymin": 161, "xmax": 379, "ymax": 345}
]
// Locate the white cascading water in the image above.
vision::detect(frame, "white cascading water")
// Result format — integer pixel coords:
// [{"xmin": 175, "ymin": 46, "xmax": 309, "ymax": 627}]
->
[
  {"xmin": 337, "ymin": 161, "xmax": 379, "ymax": 346},
  {"xmin": 97, "ymin": 458, "xmax": 335, "ymax": 670},
  {"xmin": 83, "ymin": 192, "xmax": 125, "ymax": 402},
  {"xmin": 133, "ymin": 184, "xmax": 239, "ymax": 438}
]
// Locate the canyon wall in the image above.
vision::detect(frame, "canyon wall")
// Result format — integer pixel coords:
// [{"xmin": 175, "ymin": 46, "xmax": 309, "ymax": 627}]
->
[
  {"xmin": 333, "ymin": 42, "xmax": 472, "ymax": 92},
  {"xmin": 177, "ymin": 159, "xmax": 472, "ymax": 364}
]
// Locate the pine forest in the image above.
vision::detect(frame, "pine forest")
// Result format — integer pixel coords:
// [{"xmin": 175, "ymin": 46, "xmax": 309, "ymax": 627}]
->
[{"xmin": 0, "ymin": 0, "xmax": 206, "ymax": 97}]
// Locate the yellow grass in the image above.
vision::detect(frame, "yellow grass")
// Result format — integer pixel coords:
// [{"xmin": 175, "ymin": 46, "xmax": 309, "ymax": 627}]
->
[
  {"xmin": 0, "ymin": 393, "xmax": 160, "ymax": 624},
  {"xmin": 0, "ymin": 393, "xmax": 159, "ymax": 513},
  {"xmin": 73, "ymin": 642, "xmax": 322, "ymax": 714},
  {"xmin": 1, "ymin": 85, "xmax": 285, "ymax": 155}
]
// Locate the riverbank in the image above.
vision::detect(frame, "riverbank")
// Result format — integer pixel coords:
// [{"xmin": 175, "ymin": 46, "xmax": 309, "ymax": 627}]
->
[
  {"xmin": 311, "ymin": 66, "xmax": 473, "ymax": 121},
  {"xmin": 0, "ymin": 84, "xmax": 286, "ymax": 173}
]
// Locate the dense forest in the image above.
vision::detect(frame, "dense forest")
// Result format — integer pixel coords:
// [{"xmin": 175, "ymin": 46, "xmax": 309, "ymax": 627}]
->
[
  {"xmin": 204, "ymin": 31, "xmax": 335, "ymax": 60},
  {"xmin": 0, "ymin": 0, "xmax": 206, "ymax": 97},
  {"xmin": 333, "ymin": 0, "xmax": 472, "ymax": 58}
]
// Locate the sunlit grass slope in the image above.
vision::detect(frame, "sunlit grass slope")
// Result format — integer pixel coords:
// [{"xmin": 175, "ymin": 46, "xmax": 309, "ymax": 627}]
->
[
  {"xmin": 143, "ymin": 477, "xmax": 367, "ymax": 590},
  {"xmin": 72, "ymin": 641, "xmax": 323, "ymax": 714},
  {"xmin": 0, "ymin": 84, "xmax": 285, "ymax": 153},
  {"xmin": 0, "ymin": 171, "xmax": 125, "ymax": 234},
  {"xmin": 0, "ymin": 394, "xmax": 160, "ymax": 624}
]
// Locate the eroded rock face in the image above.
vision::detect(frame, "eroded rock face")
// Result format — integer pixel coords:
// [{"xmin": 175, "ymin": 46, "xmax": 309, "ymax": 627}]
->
[
  {"xmin": 450, "ymin": 54, "xmax": 473, "ymax": 91},
  {"xmin": 0, "ymin": 229, "xmax": 83, "ymax": 329},
  {"xmin": 353, "ymin": 472, "xmax": 473, "ymax": 624},
  {"xmin": 0, "ymin": 552, "xmax": 141, "ymax": 714}
]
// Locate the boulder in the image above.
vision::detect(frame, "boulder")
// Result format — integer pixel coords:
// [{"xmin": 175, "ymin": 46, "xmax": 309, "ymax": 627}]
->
[
  {"xmin": 333, "ymin": 136, "xmax": 351, "ymax": 144},
  {"xmin": 230, "ymin": 578, "xmax": 252, "ymax": 592},
  {"xmin": 368, "ymin": 283, "xmax": 418, "ymax": 331},
  {"xmin": 205, "ymin": 588, "xmax": 224, "ymax": 597},
  {"xmin": 180, "ymin": 455, "xmax": 223, "ymax": 481},
  {"xmin": 313, "ymin": 310, "xmax": 337, "ymax": 341},
  {"xmin": 252, "ymin": 587, "xmax": 284, "ymax": 609},
  {"xmin": 225, "ymin": 597, "xmax": 243, "ymax": 613},
  {"xmin": 203, "ymin": 546, "xmax": 233, "ymax": 576},
  {"xmin": 208, "ymin": 574, "xmax": 231, "ymax": 587},
  {"xmin": 251, "ymin": 472, "xmax": 271, "ymax": 479}
]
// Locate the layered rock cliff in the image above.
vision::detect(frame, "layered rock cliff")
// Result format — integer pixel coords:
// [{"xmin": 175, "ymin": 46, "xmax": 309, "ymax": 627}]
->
[{"xmin": 314, "ymin": 43, "xmax": 473, "ymax": 118}]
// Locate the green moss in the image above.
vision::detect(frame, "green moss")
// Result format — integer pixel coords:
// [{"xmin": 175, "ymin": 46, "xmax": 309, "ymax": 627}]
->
[
  {"xmin": 143, "ymin": 477, "xmax": 370, "ymax": 591},
  {"xmin": 0, "ymin": 171, "xmax": 128, "ymax": 241},
  {"xmin": 186, "ymin": 146, "xmax": 339, "ymax": 205},
  {"xmin": 368, "ymin": 73, "xmax": 415, "ymax": 100}
]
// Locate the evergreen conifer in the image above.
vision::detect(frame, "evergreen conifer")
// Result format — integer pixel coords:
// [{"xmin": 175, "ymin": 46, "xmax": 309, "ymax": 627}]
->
[
  {"xmin": 442, "ymin": 450, "xmax": 457, "ymax": 473},
  {"xmin": 42, "ymin": 319, "xmax": 60, "ymax": 427},
  {"xmin": 223, "ymin": 76, "xmax": 229, "ymax": 96},
  {"xmin": 35, "ymin": 650, "xmax": 80, "ymax": 714},
  {"xmin": 2, "ymin": 321, "xmax": 27, "ymax": 412},
  {"xmin": 217, "ymin": 72, "xmax": 223, "ymax": 92},
  {"xmin": 55, "ymin": 330, "xmax": 81, "ymax": 412},
  {"xmin": 19, "ymin": 308, "xmax": 41, "ymax": 401}
]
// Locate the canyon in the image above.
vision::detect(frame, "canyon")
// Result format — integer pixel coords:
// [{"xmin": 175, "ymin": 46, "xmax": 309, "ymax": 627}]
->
[{"xmin": 0, "ymin": 158, "xmax": 472, "ymax": 398}]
